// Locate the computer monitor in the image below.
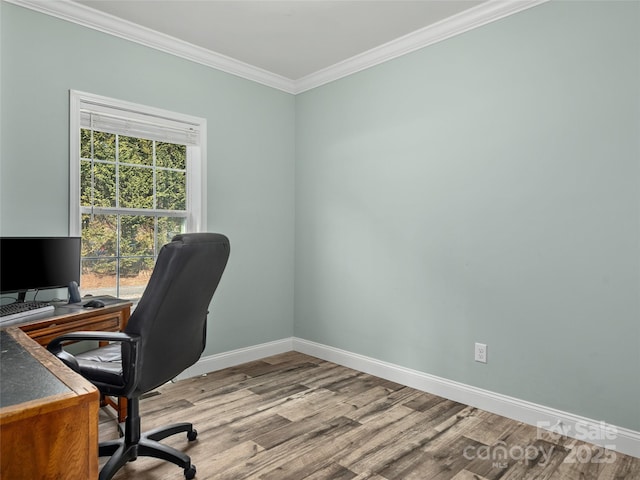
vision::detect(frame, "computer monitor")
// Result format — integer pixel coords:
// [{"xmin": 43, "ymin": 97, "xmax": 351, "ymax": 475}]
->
[{"xmin": 0, "ymin": 237, "xmax": 81, "ymax": 301}]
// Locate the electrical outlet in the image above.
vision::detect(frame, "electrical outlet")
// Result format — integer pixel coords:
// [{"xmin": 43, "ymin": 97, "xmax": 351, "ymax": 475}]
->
[{"xmin": 475, "ymin": 343, "xmax": 487, "ymax": 363}]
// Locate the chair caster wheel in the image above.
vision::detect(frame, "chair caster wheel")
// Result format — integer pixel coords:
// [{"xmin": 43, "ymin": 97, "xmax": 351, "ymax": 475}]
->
[
  {"xmin": 187, "ymin": 428, "xmax": 198, "ymax": 441},
  {"xmin": 185, "ymin": 464, "xmax": 196, "ymax": 479}
]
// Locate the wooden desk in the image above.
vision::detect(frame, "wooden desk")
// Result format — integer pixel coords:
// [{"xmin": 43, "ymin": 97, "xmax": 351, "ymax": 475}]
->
[
  {"xmin": 17, "ymin": 299, "xmax": 133, "ymax": 422},
  {"xmin": 17, "ymin": 299, "xmax": 132, "ymax": 347},
  {"xmin": 0, "ymin": 327, "xmax": 99, "ymax": 479}
]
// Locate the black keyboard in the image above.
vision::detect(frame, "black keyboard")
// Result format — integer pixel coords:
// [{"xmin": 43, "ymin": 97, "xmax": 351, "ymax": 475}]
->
[{"xmin": 0, "ymin": 301, "xmax": 54, "ymax": 323}]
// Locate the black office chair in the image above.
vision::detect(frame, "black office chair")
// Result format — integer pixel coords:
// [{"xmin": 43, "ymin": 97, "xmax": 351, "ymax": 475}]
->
[{"xmin": 48, "ymin": 233, "xmax": 230, "ymax": 480}]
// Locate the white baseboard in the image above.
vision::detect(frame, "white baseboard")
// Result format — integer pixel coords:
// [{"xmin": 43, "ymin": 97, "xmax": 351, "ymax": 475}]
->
[
  {"xmin": 291, "ymin": 337, "xmax": 640, "ymax": 459},
  {"xmin": 175, "ymin": 338, "xmax": 293, "ymax": 380},
  {"xmin": 177, "ymin": 336, "xmax": 640, "ymax": 459}
]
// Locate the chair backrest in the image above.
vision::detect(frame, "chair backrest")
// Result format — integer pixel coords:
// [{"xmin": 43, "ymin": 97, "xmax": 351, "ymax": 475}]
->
[{"xmin": 124, "ymin": 233, "xmax": 230, "ymax": 395}]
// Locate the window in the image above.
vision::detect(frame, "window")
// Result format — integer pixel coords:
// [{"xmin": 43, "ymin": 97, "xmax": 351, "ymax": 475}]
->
[{"xmin": 70, "ymin": 91, "xmax": 206, "ymax": 302}]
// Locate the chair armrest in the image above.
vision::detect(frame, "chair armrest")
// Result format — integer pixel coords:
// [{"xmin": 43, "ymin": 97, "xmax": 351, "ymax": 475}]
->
[
  {"xmin": 47, "ymin": 331, "xmax": 137, "ymax": 350},
  {"xmin": 47, "ymin": 332, "xmax": 140, "ymax": 384}
]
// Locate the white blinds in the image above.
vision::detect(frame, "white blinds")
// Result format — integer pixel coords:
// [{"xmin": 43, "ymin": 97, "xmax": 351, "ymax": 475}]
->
[{"xmin": 79, "ymin": 102, "xmax": 200, "ymax": 146}]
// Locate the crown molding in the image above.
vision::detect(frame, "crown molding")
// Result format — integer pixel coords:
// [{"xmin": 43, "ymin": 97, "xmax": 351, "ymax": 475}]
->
[
  {"xmin": 4, "ymin": 0, "xmax": 297, "ymax": 94},
  {"xmin": 294, "ymin": 0, "xmax": 550, "ymax": 93},
  {"xmin": 6, "ymin": 0, "xmax": 549, "ymax": 95}
]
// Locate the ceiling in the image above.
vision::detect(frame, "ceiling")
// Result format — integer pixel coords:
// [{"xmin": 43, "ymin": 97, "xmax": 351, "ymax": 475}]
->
[{"xmin": 73, "ymin": 0, "xmax": 486, "ymax": 81}]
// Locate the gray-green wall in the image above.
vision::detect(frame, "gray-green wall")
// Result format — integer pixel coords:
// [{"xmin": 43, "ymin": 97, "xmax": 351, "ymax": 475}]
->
[
  {"xmin": 0, "ymin": 2, "xmax": 296, "ymax": 354},
  {"xmin": 295, "ymin": 0, "xmax": 640, "ymax": 431},
  {"xmin": 2, "ymin": 0, "xmax": 639, "ymax": 432}
]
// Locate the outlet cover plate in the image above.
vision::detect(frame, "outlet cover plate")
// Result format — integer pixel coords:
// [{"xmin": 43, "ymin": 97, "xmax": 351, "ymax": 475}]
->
[{"xmin": 475, "ymin": 343, "xmax": 487, "ymax": 363}]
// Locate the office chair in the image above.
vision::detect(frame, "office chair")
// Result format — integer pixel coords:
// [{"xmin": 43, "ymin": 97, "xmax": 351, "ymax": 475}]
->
[{"xmin": 48, "ymin": 233, "xmax": 230, "ymax": 480}]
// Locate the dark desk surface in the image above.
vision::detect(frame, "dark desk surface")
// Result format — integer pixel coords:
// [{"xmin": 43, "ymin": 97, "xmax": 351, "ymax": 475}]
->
[{"xmin": 0, "ymin": 330, "xmax": 69, "ymax": 408}]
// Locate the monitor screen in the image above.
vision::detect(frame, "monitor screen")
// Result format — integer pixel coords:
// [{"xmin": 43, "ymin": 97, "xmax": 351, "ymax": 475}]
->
[{"xmin": 0, "ymin": 237, "xmax": 81, "ymax": 296}]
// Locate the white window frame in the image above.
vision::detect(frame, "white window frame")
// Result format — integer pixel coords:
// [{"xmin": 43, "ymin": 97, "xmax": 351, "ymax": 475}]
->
[{"xmin": 69, "ymin": 90, "xmax": 207, "ymax": 237}]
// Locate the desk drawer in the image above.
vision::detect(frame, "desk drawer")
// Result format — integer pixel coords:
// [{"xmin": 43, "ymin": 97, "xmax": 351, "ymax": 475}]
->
[{"xmin": 23, "ymin": 313, "xmax": 123, "ymax": 347}]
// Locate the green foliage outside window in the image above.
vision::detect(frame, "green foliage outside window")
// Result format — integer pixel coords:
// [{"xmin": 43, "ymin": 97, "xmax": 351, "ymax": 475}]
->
[{"xmin": 80, "ymin": 129, "xmax": 187, "ymax": 283}]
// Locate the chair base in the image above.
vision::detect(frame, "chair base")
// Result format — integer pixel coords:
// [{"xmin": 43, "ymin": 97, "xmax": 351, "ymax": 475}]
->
[{"xmin": 99, "ymin": 422, "xmax": 198, "ymax": 480}]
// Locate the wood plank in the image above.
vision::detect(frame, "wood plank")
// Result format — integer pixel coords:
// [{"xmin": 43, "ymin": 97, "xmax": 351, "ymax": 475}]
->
[
  {"xmin": 461, "ymin": 409, "xmax": 522, "ymax": 446},
  {"xmin": 195, "ymin": 440, "xmax": 265, "ymax": 476},
  {"xmin": 496, "ymin": 439, "xmax": 570, "ymax": 480},
  {"xmin": 269, "ymin": 387, "xmax": 345, "ymax": 422},
  {"xmin": 451, "ymin": 470, "xmax": 491, "ymax": 480},
  {"xmin": 95, "ymin": 351, "xmax": 640, "ymax": 480},
  {"xmin": 377, "ymin": 433, "xmax": 483, "ymax": 480},
  {"xmin": 301, "ymin": 463, "xmax": 357, "ymax": 480}
]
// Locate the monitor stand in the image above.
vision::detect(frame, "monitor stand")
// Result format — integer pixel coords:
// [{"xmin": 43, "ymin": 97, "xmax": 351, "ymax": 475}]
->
[{"xmin": 68, "ymin": 281, "xmax": 81, "ymax": 304}]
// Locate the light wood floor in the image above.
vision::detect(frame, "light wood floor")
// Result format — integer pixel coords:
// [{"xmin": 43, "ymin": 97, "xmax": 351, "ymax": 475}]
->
[{"xmin": 100, "ymin": 351, "xmax": 640, "ymax": 479}]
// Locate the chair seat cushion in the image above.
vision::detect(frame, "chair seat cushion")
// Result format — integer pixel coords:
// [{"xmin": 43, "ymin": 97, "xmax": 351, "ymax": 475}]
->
[{"xmin": 75, "ymin": 343, "xmax": 124, "ymax": 387}]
